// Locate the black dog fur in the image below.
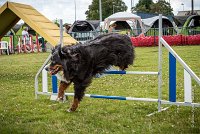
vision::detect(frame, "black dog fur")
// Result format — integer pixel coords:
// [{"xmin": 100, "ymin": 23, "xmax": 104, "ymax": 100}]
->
[{"xmin": 47, "ymin": 33, "xmax": 135, "ymax": 112}]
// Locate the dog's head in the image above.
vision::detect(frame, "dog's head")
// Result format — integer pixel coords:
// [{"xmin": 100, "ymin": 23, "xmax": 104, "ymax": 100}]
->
[
  {"xmin": 46, "ymin": 44, "xmax": 81, "ymax": 79},
  {"xmin": 45, "ymin": 45, "xmax": 63, "ymax": 75}
]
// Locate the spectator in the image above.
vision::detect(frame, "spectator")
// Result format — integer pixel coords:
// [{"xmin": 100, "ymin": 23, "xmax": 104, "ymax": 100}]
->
[
  {"xmin": 64, "ymin": 24, "xmax": 71, "ymax": 33},
  {"xmin": 22, "ymin": 27, "xmax": 29, "ymax": 45},
  {"xmin": 108, "ymin": 23, "xmax": 117, "ymax": 33}
]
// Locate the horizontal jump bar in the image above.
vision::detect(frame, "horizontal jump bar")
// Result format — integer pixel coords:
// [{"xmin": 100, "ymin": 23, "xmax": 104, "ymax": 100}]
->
[
  {"xmin": 36, "ymin": 92, "xmax": 158, "ymax": 102},
  {"xmin": 43, "ymin": 69, "xmax": 158, "ymax": 75},
  {"xmin": 104, "ymin": 71, "xmax": 158, "ymax": 75},
  {"xmin": 65, "ymin": 93, "xmax": 159, "ymax": 102},
  {"xmin": 36, "ymin": 92, "xmax": 200, "ymax": 107}
]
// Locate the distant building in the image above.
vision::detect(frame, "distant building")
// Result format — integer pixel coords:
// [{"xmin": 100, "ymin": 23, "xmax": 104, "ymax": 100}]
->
[{"xmin": 177, "ymin": 10, "xmax": 200, "ymax": 16}]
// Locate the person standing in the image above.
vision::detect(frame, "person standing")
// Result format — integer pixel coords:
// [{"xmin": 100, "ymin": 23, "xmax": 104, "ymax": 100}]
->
[
  {"xmin": 108, "ymin": 23, "xmax": 117, "ymax": 33},
  {"xmin": 64, "ymin": 24, "xmax": 71, "ymax": 33},
  {"xmin": 22, "ymin": 27, "xmax": 29, "ymax": 45}
]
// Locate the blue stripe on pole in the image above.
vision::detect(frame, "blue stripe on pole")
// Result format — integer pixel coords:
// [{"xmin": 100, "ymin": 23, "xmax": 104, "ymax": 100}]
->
[
  {"xmin": 90, "ymin": 95, "xmax": 126, "ymax": 100},
  {"xmin": 52, "ymin": 75, "xmax": 58, "ymax": 93},
  {"xmin": 169, "ymin": 52, "xmax": 176, "ymax": 102},
  {"xmin": 104, "ymin": 70, "xmax": 126, "ymax": 74}
]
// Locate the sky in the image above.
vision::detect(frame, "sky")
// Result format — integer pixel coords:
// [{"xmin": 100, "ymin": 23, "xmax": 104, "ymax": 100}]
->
[{"xmin": 0, "ymin": 0, "xmax": 200, "ymax": 24}]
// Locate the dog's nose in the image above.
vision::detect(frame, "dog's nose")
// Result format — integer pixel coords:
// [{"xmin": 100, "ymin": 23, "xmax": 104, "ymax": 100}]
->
[
  {"xmin": 45, "ymin": 64, "xmax": 50, "ymax": 71},
  {"xmin": 45, "ymin": 66, "xmax": 49, "ymax": 71}
]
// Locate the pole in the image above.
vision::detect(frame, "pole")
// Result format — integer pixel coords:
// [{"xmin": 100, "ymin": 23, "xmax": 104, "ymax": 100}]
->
[
  {"xmin": 59, "ymin": 19, "xmax": 63, "ymax": 47},
  {"xmin": 35, "ymin": 54, "xmax": 52, "ymax": 99},
  {"xmin": 74, "ymin": 0, "xmax": 77, "ymax": 21},
  {"xmin": 99, "ymin": 0, "xmax": 102, "ymax": 21},
  {"xmin": 131, "ymin": 0, "xmax": 134, "ymax": 12},
  {"xmin": 158, "ymin": 14, "xmax": 163, "ymax": 112},
  {"xmin": 191, "ymin": 0, "xmax": 194, "ymax": 15},
  {"xmin": 181, "ymin": 3, "xmax": 184, "ymax": 11},
  {"xmin": 131, "ymin": 0, "xmax": 133, "ymax": 8}
]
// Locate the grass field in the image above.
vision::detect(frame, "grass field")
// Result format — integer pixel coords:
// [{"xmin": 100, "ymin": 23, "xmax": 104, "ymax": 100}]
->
[{"xmin": 0, "ymin": 46, "xmax": 200, "ymax": 133}]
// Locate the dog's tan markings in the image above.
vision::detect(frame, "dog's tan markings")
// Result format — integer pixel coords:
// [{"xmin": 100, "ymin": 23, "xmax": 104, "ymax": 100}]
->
[
  {"xmin": 68, "ymin": 98, "xmax": 79, "ymax": 112},
  {"xmin": 49, "ymin": 65, "xmax": 63, "ymax": 75},
  {"xmin": 57, "ymin": 82, "xmax": 71, "ymax": 101},
  {"xmin": 53, "ymin": 65, "xmax": 63, "ymax": 71}
]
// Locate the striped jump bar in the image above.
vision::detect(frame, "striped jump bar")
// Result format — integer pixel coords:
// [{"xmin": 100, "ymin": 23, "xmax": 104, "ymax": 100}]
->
[
  {"xmin": 104, "ymin": 70, "xmax": 158, "ymax": 75},
  {"xmin": 44, "ymin": 70, "xmax": 158, "ymax": 93},
  {"xmin": 64, "ymin": 93, "xmax": 158, "ymax": 102}
]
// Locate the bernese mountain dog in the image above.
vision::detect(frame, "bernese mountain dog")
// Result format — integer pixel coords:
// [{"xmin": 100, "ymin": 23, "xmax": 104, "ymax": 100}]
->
[{"xmin": 46, "ymin": 33, "xmax": 135, "ymax": 112}]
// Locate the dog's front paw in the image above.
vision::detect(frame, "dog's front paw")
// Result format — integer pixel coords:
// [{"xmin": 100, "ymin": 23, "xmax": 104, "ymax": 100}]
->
[
  {"xmin": 67, "ymin": 108, "xmax": 72, "ymax": 112},
  {"xmin": 56, "ymin": 97, "xmax": 64, "ymax": 102},
  {"xmin": 67, "ymin": 107, "xmax": 77, "ymax": 112}
]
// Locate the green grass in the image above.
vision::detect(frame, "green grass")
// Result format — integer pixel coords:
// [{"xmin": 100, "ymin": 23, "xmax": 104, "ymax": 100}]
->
[{"xmin": 0, "ymin": 46, "xmax": 200, "ymax": 133}]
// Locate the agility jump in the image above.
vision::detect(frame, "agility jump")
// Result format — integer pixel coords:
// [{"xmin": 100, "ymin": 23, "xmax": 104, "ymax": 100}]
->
[{"xmin": 35, "ymin": 15, "xmax": 200, "ymax": 112}]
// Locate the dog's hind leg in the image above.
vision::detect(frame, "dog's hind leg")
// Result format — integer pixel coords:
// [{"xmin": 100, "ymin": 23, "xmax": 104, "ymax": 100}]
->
[
  {"xmin": 68, "ymin": 97, "xmax": 80, "ymax": 112},
  {"xmin": 68, "ymin": 78, "xmax": 92, "ymax": 112},
  {"xmin": 57, "ymin": 81, "xmax": 71, "ymax": 102},
  {"xmin": 68, "ymin": 85, "xmax": 86, "ymax": 112}
]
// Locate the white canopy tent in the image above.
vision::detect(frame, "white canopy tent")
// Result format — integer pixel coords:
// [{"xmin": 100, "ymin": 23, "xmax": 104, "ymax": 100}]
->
[{"xmin": 104, "ymin": 12, "xmax": 144, "ymax": 34}]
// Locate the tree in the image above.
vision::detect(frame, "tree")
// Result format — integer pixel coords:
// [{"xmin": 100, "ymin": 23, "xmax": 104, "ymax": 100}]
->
[
  {"xmin": 85, "ymin": 0, "xmax": 127, "ymax": 20},
  {"xmin": 150, "ymin": 0, "xmax": 173, "ymax": 15},
  {"xmin": 132, "ymin": 0, "xmax": 153, "ymax": 13},
  {"xmin": 53, "ymin": 18, "xmax": 60, "ymax": 27},
  {"xmin": 132, "ymin": 0, "xmax": 173, "ymax": 16}
]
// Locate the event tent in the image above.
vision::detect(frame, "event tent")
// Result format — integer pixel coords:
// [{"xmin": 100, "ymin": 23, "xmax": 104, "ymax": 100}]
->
[
  {"xmin": 142, "ymin": 16, "xmax": 177, "ymax": 35},
  {"xmin": 68, "ymin": 20, "xmax": 100, "ymax": 42},
  {"xmin": 142, "ymin": 16, "xmax": 175, "ymax": 31},
  {"xmin": 174, "ymin": 15, "xmax": 200, "ymax": 35},
  {"xmin": 110, "ymin": 21, "xmax": 131, "ymax": 30},
  {"xmin": 104, "ymin": 12, "xmax": 144, "ymax": 34},
  {"xmin": 68, "ymin": 20, "xmax": 100, "ymax": 33}
]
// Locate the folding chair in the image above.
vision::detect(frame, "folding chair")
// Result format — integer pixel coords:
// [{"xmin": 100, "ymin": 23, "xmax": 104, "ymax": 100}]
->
[{"xmin": 0, "ymin": 41, "xmax": 9, "ymax": 55}]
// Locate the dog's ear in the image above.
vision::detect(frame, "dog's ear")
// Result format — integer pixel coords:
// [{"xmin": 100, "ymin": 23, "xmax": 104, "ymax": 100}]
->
[
  {"xmin": 51, "ymin": 45, "xmax": 57, "ymax": 54},
  {"xmin": 60, "ymin": 47, "xmax": 69, "ymax": 56},
  {"xmin": 58, "ymin": 46, "xmax": 80, "ymax": 62},
  {"xmin": 63, "ymin": 48, "xmax": 80, "ymax": 62},
  {"xmin": 57, "ymin": 46, "xmax": 66, "ymax": 58},
  {"xmin": 58, "ymin": 47, "xmax": 74, "ymax": 61}
]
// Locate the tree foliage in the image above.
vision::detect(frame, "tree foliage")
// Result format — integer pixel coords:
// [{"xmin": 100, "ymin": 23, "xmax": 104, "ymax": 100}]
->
[
  {"xmin": 53, "ymin": 18, "xmax": 60, "ymax": 27},
  {"xmin": 132, "ymin": 0, "xmax": 173, "ymax": 15},
  {"xmin": 85, "ymin": 0, "xmax": 127, "ymax": 20},
  {"xmin": 133, "ymin": 0, "xmax": 153, "ymax": 13},
  {"xmin": 150, "ymin": 0, "xmax": 173, "ymax": 15}
]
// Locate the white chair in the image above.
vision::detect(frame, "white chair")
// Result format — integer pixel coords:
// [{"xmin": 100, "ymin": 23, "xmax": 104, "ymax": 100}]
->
[{"xmin": 0, "ymin": 41, "xmax": 9, "ymax": 55}]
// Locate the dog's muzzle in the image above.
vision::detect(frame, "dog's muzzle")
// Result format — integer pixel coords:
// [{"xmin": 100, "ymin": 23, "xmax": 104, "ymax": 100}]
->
[{"xmin": 45, "ymin": 64, "xmax": 62, "ymax": 75}]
